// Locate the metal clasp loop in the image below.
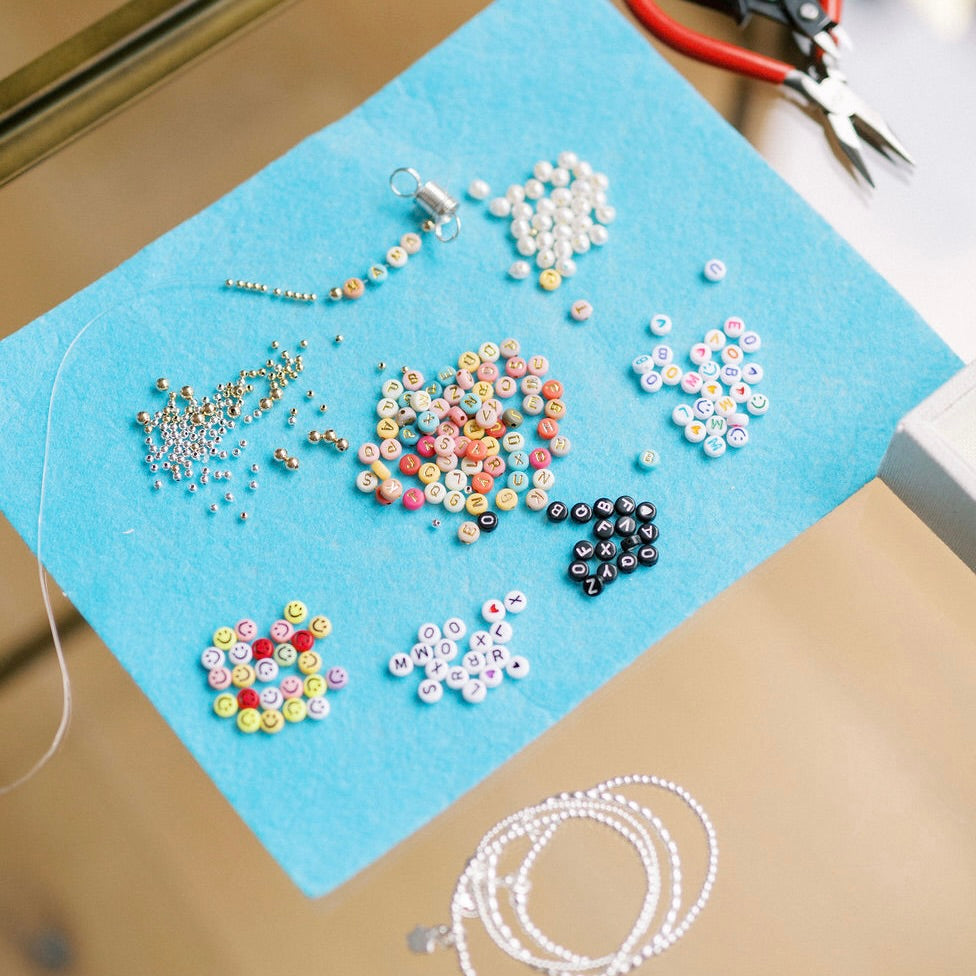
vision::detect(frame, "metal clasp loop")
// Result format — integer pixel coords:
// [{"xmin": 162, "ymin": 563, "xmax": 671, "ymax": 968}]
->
[{"xmin": 389, "ymin": 167, "xmax": 461, "ymax": 243}]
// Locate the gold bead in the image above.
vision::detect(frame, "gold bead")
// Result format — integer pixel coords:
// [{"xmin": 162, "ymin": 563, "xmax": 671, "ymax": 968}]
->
[
  {"xmin": 239, "ymin": 512, "xmax": 249, "ymax": 521},
  {"xmin": 299, "ymin": 339, "xmax": 308, "ymax": 348},
  {"xmin": 180, "ymin": 385, "xmax": 193, "ymax": 399},
  {"xmin": 270, "ymin": 388, "xmax": 283, "ymax": 400},
  {"xmin": 335, "ymin": 438, "xmax": 349, "ymax": 452},
  {"xmin": 306, "ymin": 390, "xmax": 314, "ymax": 398},
  {"xmin": 285, "ymin": 457, "xmax": 300, "ymax": 471},
  {"xmin": 273, "ymin": 447, "xmax": 288, "ymax": 462},
  {"xmin": 259, "ymin": 397, "xmax": 272, "ymax": 410},
  {"xmin": 377, "ymin": 362, "xmax": 386, "ymax": 371},
  {"xmin": 156, "ymin": 377, "xmax": 169, "ymax": 391},
  {"xmin": 328, "ymin": 287, "xmax": 343, "ymax": 301},
  {"xmin": 319, "ymin": 404, "xmax": 328, "ymax": 413},
  {"xmin": 323, "ymin": 429, "xmax": 337, "ymax": 443},
  {"xmin": 271, "ymin": 340, "xmax": 279, "ymax": 349},
  {"xmin": 225, "ymin": 278, "xmax": 234, "ymax": 287},
  {"xmin": 422, "ymin": 218, "xmax": 435, "ymax": 232},
  {"xmin": 334, "ymin": 335, "xmax": 344, "ymax": 344},
  {"xmin": 136, "ymin": 410, "xmax": 150, "ymax": 424},
  {"xmin": 308, "ymin": 430, "xmax": 321, "ymax": 443}
]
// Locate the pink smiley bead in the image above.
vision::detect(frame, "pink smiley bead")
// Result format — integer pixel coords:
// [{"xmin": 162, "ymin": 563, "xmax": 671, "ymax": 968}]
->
[
  {"xmin": 208, "ymin": 667, "xmax": 232, "ymax": 691},
  {"xmin": 280, "ymin": 675, "xmax": 304, "ymax": 699},
  {"xmin": 235, "ymin": 619, "xmax": 258, "ymax": 641},
  {"xmin": 269, "ymin": 619, "xmax": 295, "ymax": 642}
]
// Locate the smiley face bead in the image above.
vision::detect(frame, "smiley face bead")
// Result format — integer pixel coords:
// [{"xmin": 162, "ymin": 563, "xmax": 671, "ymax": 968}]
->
[{"xmin": 283, "ymin": 600, "xmax": 307, "ymax": 625}]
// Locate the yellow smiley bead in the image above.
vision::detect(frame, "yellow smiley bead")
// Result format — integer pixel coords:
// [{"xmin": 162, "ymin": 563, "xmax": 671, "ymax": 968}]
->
[
  {"xmin": 260, "ymin": 709, "xmax": 285, "ymax": 734},
  {"xmin": 539, "ymin": 268, "xmax": 562, "ymax": 291},
  {"xmin": 231, "ymin": 664, "xmax": 256, "ymax": 688},
  {"xmin": 308, "ymin": 615, "xmax": 332, "ymax": 639},
  {"xmin": 304, "ymin": 673, "xmax": 327, "ymax": 698},
  {"xmin": 457, "ymin": 351, "xmax": 480, "ymax": 371},
  {"xmin": 298, "ymin": 650, "xmax": 323, "ymax": 675},
  {"xmin": 283, "ymin": 600, "xmax": 308, "ymax": 624},
  {"xmin": 282, "ymin": 698, "xmax": 307, "ymax": 723},
  {"xmin": 465, "ymin": 493, "xmax": 488, "ymax": 516},
  {"xmin": 495, "ymin": 487, "xmax": 519, "ymax": 511},
  {"xmin": 237, "ymin": 708, "xmax": 261, "ymax": 733},
  {"xmin": 212, "ymin": 627, "xmax": 235, "ymax": 650},
  {"xmin": 213, "ymin": 693, "xmax": 238, "ymax": 719}
]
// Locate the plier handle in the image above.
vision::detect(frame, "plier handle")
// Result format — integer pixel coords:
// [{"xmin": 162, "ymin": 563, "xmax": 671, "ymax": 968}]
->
[{"xmin": 625, "ymin": 0, "xmax": 913, "ymax": 185}]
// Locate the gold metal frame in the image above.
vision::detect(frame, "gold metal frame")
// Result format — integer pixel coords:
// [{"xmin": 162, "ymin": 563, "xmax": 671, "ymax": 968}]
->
[{"xmin": 0, "ymin": 0, "xmax": 297, "ymax": 187}]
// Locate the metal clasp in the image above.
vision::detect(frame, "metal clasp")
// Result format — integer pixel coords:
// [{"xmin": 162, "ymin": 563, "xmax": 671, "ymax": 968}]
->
[{"xmin": 390, "ymin": 167, "xmax": 461, "ymax": 243}]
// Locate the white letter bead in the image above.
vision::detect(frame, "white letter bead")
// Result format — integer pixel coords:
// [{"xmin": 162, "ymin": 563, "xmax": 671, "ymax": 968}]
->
[
  {"xmin": 703, "ymin": 258, "xmax": 726, "ymax": 281},
  {"xmin": 549, "ymin": 435, "xmax": 572, "ymax": 456},
  {"xmin": 688, "ymin": 344, "xmax": 711, "ymax": 365},
  {"xmin": 488, "ymin": 197, "xmax": 511, "ymax": 218},
  {"xmin": 418, "ymin": 680, "xmax": 443, "ymax": 704},
  {"xmin": 410, "ymin": 643, "xmax": 434, "ymax": 665},
  {"xmin": 672, "ymin": 403, "xmax": 695, "ymax": 426},
  {"xmin": 740, "ymin": 331, "xmax": 762, "ymax": 353},
  {"xmin": 356, "ymin": 472, "xmax": 379, "ymax": 496},
  {"xmin": 446, "ymin": 666, "xmax": 470, "ymax": 690},
  {"xmin": 704, "ymin": 329, "xmax": 726, "ymax": 350},
  {"xmin": 418, "ymin": 622, "xmax": 441, "ymax": 643},
  {"xmin": 730, "ymin": 382, "xmax": 752, "ymax": 403},
  {"xmin": 444, "ymin": 616, "xmax": 467, "ymax": 639},
  {"xmin": 729, "ymin": 412, "xmax": 750, "ymax": 427},
  {"xmin": 638, "ymin": 449, "xmax": 660, "ymax": 469},
  {"xmin": 489, "ymin": 620, "xmax": 513, "ymax": 643},
  {"xmin": 467, "ymin": 178, "xmax": 490, "ymax": 200},
  {"xmin": 526, "ymin": 488, "xmax": 549, "ymax": 511},
  {"xmin": 444, "ymin": 491, "xmax": 466, "ymax": 513},
  {"xmin": 679, "ymin": 372, "xmax": 703, "ymax": 395},
  {"xmin": 435, "ymin": 639, "xmax": 458, "ymax": 661},
  {"xmin": 462, "ymin": 680, "xmax": 488, "ymax": 704},
  {"xmin": 724, "ymin": 316, "xmax": 745, "ymax": 338},
  {"xmin": 486, "ymin": 645, "xmax": 511, "ymax": 668},
  {"xmin": 685, "ymin": 421, "xmax": 707, "ymax": 443},
  {"xmin": 506, "ymin": 656, "xmax": 530, "ymax": 679},
  {"xmin": 425, "ymin": 658, "xmax": 449, "ymax": 681},
  {"xmin": 639, "ymin": 371, "xmax": 663, "ymax": 394},
  {"xmin": 742, "ymin": 362, "xmax": 764, "ymax": 384},
  {"xmin": 503, "ymin": 590, "xmax": 528, "ymax": 613},
  {"xmin": 462, "ymin": 651, "xmax": 485, "ymax": 673},
  {"xmin": 650, "ymin": 314, "xmax": 672, "ymax": 336},
  {"xmin": 703, "ymin": 435, "xmax": 727, "ymax": 458},
  {"xmin": 721, "ymin": 344, "xmax": 744, "ymax": 365},
  {"xmin": 424, "ymin": 482, "xmax": 446, "ymax": 505},
  {"xmin": 481, "ymin": 667, "xmax": 504, "ymax": 689},
  {"xmin": 652, "ymin": 344, "xmax": 674, "ymax": 367},
  {"xmin": 705, "ymin": 416, "xmax": 728, "ymax": 437},
  {"xmin": 660, "ymin": 365, "xmax": 683, "ymax": 386},
  {"xmin": 389, "ymin": 653, "xmax": 414, "ymax": 677},
  {"xmin": 482, "ymin": 598, "xmax": 506, "ymax": 623},
  {"xmin": 632, "ymin": 354, "xmax": 655, "ymax": 375},
  {"xmin": 469, "ymin": 630, "xmax": 493, "ymax": 652}
]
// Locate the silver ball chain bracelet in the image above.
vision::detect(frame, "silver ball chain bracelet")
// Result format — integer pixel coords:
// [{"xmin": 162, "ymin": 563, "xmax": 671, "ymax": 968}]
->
[{"xmin": 409, "ymin": 774, "xmax": 718, "ymax": 975}]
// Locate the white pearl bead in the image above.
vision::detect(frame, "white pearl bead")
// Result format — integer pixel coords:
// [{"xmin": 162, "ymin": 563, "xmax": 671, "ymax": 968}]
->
[
  {"xmin": 505, "ymin": 183, "xmax": 525, "ymax": 204},
  {"xmin": 535, "ymin": 231, "xmax": 554, "ymax": 250},
  {"xmin": 570, "ymin": 233, "xmax": 591, "ymax": 254},
  {"xmin": 557, "ymin": 150, "xmax": 579, "ymax": 169},
  {"xmin": 595, "ymin": 204, "xmax": 617, "ymax": 224},
  {"xmin": 488, "ymin": 197, "xmax": 511, "ymax": 218},
  {"xmin": 508, "ymin": 260, "xmax": 531, "ymax": 280},
  {"xmin": 536, "ymin": 248, "xmax": 556, "ymax": 269},
  {"xmin": 550, "ymin": 186, "xmax": 571, "ymax": 206},
  {"xmin": 530, "ymin": 213, "xmax": 553, "ymax": 232},
  {"xmin": 588, "ymin": 224, "xmax": 609, "ymax": 246},
  {"xmin": 593, "ymin": 171, "xmax": 610, "ymax": 190},
  {"xmin": 553, "ymin": 239, "xmax": 572, "ymax": 260},
  {"xmin": 572, "ymin": 159, "xmax": 593, "ymax": 178},
  {"xmin": 532, "ymin": 160, "xmax": 553, "ymax": 182},
  {"xmin": 553, "ymin": 223, "xmax": 572, "ymax": 240},
  {"xmin": 571, "ymin": 214, "xmax": 593, "ymax": 232},
  {"xmin": 523, "ymin": 178, "xmax": 545, "ymax": 200},
  {"xmin": 510, "ymin": 218, "xmax": 531, "ymax": 239},
  {"xmin": 570, "ymin": 195, "xmax": 591, "ymax": 215},
  {"xmin": 550, "ymin": 166, "xmax": 570, "ymax": 187},
  {"xmin": 555, "ymin": 257, "xmax": 577, "ymax": 277},
  {"xmin": 467, "ymin": 178, "xmax": 490, "ymax": 200},
  {"xmin": 515, "ymin": 236, "xmax": 537, "ymax": 257},
  {"xmin": 535, "ymin": 197, "xmax": 555, "ymax": 217},
  {"xmin": 511, "ymin": 201, "xmax": 533, "ymax": 221},
  {"xmin": 554, "ymin": 207, "xmax": 573, "ymax": 225}
]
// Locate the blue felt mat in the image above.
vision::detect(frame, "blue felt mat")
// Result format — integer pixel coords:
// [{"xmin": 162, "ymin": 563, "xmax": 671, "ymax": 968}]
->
[{"xmin": 0, "ymin": 0, "xmax": 959, "ymax": 896}]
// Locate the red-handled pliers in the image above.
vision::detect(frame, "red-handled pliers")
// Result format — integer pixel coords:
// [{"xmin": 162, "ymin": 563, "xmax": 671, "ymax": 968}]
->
[{"xmin": 625, "ymin": 0, "xmax": 914, "ymax": 185}]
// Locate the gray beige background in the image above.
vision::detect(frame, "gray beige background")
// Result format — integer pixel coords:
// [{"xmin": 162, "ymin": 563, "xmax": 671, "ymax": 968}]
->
[{"xmin": 1, "ymin": 2, "xmax": 974, "ymax": 973}]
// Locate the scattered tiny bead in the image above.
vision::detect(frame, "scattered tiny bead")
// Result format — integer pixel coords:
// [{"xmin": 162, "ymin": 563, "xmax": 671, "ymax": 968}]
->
[
  {"xmin": 703, "ymin": 258, "xmax": 727, "ymax": 282},
  {"xmin": 570, "ymin": 299, "xmax": 593, "ymax": 321},
  {"xmin": 335, "ymin": 335, "xmax": 344, "ymax": 344}
]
